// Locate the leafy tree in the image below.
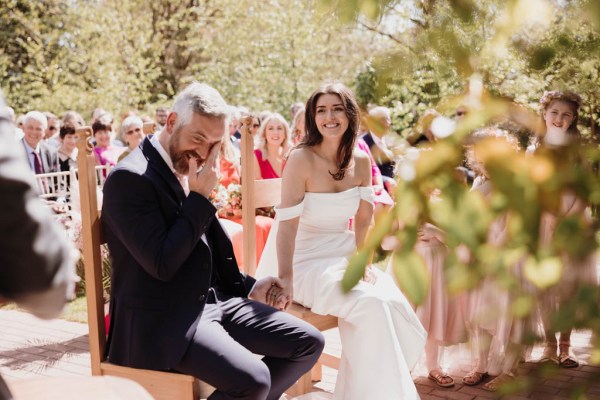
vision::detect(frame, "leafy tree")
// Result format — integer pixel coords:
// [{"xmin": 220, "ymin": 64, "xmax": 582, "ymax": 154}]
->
[{"xmin": 319, "ymin": 0, "xmax": 600, "ymax": 396}]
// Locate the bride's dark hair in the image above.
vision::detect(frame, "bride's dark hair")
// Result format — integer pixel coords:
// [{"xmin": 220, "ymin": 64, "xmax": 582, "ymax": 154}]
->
[{"xmin": 299, "ymin": 82, "xmax": 360, "ymax": 181}]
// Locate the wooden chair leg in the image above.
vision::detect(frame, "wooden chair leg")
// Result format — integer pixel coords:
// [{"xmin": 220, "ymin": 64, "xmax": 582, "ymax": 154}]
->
[
  {"xmin": 286, "ymin": 370, "xmax": 313, "ymax": 397},
  {"xmin": 311, "ymin": 361, "xmax": 322, "ymax": 382}
]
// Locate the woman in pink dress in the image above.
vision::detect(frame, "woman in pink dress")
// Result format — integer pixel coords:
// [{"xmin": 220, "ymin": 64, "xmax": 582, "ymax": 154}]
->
[
  {"xmin": 356, "ymin": 137, "xmax": 393, "ymax": 208},
  {"xmin": 253, "ymin": 113, "xmax": 290, "ymax": 179},
  {"xmin": 92, "ymin": 113, "xmax": 124, "ymax": 168},
  {"xmin": 535, "ymin": 90, "xmax": 597, "ymax": 369}
]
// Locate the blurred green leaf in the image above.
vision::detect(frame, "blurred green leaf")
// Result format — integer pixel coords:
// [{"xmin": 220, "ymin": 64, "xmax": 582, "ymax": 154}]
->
[
  {"xmin": 524, "ymin": 256, "xmax": 562, "ymax": 289},
  {"xmin": 342, "ymin": 249, "xmax": 371, "ymax": 293},
  {"xmin": 511, "ymin": 295, "xmax": 533, "ymax": 319},
  {"xmin": 391, "ymin": 250, "xmax": 430, "ymax": 305}
]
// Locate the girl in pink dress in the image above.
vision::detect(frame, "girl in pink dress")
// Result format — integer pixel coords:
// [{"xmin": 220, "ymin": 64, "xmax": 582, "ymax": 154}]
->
[
  {"xmin": 253, "ymin": 113, "xmax": 290, "ymax": 179},
  {"xmin": 535, "ymin": 90, "xmax": 597, "ymax": 369},
  {"xmin": 463, "ymin": 128, "xmax": 531, "ymax": 391},
  {"xmin": 415, "ymin": 220, "xmax": 468, "ymax": 388}
]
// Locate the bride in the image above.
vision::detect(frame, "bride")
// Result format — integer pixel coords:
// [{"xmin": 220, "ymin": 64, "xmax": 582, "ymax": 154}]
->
[{"xmin": 256, "ymin": 82, "xmax": 426, "ymax": 399}]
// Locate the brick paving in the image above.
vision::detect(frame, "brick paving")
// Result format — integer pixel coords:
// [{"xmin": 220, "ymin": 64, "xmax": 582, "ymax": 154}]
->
[{"xmin": 1, "ymin": 309, "xmax": 600, "ymax": 399}]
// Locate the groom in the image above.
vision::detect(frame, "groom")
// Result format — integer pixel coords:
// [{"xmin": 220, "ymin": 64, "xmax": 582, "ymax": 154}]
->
[{"xmin": 101, "ymin": 82, "xmax": 324, "ymax": 400}]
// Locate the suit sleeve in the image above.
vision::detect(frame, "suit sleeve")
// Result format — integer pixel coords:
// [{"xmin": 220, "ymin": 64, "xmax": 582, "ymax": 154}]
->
[{"xmin": 102, "ymin": 169, "xmax": 218, "ymax": 281}]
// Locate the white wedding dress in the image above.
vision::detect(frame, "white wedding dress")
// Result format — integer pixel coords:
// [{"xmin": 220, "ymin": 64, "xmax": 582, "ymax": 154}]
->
[{"xmin": 257, "ymin": 187, "xmax": 426, "ymax": 400}]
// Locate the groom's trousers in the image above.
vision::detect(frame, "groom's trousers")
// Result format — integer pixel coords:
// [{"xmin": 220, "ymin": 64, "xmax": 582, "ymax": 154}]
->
[{"xmin": 175, "ymin": 288, "xmax": 324, "ymax": 400}]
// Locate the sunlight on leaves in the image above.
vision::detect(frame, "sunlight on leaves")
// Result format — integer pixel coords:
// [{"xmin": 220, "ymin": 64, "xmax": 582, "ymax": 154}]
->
[
  {"xmin": 524, "ymin": 256, "xmax": 563, "ymax": 289},
  {"xmin": 391, "ymin": 250, "xmax": 430, "ymax": 305}
]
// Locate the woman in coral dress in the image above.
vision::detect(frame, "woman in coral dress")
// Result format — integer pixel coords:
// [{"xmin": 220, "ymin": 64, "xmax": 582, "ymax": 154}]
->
[{"xmin": 215, "ymin": 131, "xmax": 273, "ymax": 271}]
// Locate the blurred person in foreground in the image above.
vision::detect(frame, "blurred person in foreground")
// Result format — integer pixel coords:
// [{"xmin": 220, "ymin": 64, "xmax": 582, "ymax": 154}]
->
[{"xmin": 0, "ymin": 93, "xmax": 78, "ymax": 400}]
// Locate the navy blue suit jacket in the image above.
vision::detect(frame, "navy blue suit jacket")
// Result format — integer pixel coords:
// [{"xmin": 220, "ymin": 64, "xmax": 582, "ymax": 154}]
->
[{"xmin": 102, "ymin": 137, "xmax": 255, "ymax": 371}]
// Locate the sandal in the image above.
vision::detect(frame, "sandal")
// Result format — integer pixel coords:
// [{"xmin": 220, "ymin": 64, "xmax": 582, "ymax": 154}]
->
[
  {"xmin": 482, "ymin": 372, "xmax": 515, "ymax": 392},
  {"xmin": 558, "ymin": 342, "xmax": 579, "ymax": 368},
  {"xmin": 462, "ymin": 370, "xmax": 488, "ymax": 386},
  {"xmin": 539, "ymin": 342, "xmax": 559, "ymax": 365},
  {"xmin": 428, "ymin": 369, "xmax": 455, "ymax": 388}
]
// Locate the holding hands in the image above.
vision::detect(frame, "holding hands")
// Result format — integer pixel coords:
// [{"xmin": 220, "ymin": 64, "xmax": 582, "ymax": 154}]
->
[{"xmin": 249, "ymin": 277, "xmax": 290, "ymax": 311}]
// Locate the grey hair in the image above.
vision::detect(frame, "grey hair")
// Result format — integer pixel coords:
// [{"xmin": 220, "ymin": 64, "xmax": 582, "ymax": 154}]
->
[
  {"xmin": 369, "ymin": 106, "xmax": 391, "ymax": 119},
  {"xmin": 24, "ymin": 111, "xmax": 48, "ymax": 130},
  {"xmin": 120, "ymin": 115, "xmax": 143, "ymax": 136},
  {"xmin": 171, "ymin": 82, "xmax": 230, "ymax": 131}
]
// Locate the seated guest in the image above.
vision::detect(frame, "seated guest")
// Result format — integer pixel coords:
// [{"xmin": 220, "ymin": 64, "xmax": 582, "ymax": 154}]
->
[
  {"xmin": 290, "ymin": 107, "xmax": 306, "ymax": 146},
  {"xmin": 101, "ymin": 81, "xmax": 324, "ymax": 399},
  {"xmin": 361, "ymin": 106, "xmax": 396, "ymax": 193},
  {"xmin": 356, "ymin": 134, "xmax": 393, "ymax": 208},
  {"xmin": 43, "ymin": 111, "xmax": 61, "ymax": 150},
  {"xmin": 117, "ymin": 116, "xmax": 144, "ymax": 163},
  {"xmin": 57, "ymin": 125, "xmax": 78, "ymax": 172},
  {"xmin": 155, "ymin": 106, "xmax": 168, "ymax": 132},
  {"xmin": 20, "ymin": 111, "xmax": 59, "ymax": 175},
  {"xmin": 215, "ymin": 129, "xmax": 273, "ymax": 271},
  {"xmin": 92, "ymin": 113, "xmax": 124, "ymax": 168},
  {"xmin": 62, "ymin": 110, "xmax": 85, "ymax": 128},
  {"xmin": 253, "ymin": 113, "xmax": 290, "ymax": 179}
]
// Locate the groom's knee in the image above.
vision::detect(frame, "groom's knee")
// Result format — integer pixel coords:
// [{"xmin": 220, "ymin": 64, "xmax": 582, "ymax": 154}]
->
[
  {"xmin": 229, "ymin": 361, "xmax": 271, "ymax": 399},
  {"xmin": 296, "ymin": 326, "xmax": 325, "ymax": 363}
]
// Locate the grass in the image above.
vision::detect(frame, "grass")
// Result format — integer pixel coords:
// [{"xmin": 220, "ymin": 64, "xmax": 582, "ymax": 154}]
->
[{"xmin": 1, "ymin": 295, "xmax": 89, "ymax": 324}]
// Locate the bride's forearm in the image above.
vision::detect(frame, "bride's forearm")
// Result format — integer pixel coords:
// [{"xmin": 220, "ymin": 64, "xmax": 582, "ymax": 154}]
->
[{"xmin": 276, "ymin": 220, "xmax": 298, "ymax": 282}]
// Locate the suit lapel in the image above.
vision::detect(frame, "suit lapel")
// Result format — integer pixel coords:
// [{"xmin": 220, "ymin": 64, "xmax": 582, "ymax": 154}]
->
[
  {"xmin": 141, "ymin": 137, "xmax": 187, "ymax": 202},
  {"xmin": 40, "ymin": 145, "xmax": 51, "ymax": 173}
]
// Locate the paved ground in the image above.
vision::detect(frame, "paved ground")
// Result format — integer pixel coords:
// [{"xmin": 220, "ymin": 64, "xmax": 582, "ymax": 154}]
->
[{"xmin": 1, "ymin": 309, "xmax": 599, "ymax": 399}]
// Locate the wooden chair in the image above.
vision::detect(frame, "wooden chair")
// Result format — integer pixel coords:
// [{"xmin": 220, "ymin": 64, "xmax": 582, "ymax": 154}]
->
[
  {"xmin": 76, "ymin": 126, "xmax": 211, "ymax": 400},
  {"xmin": 239, "ymin": 117, "xmax": 340, "ymax": 396}
]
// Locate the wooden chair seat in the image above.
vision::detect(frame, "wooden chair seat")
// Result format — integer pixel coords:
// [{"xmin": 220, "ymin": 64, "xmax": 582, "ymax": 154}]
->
[
  {"xmin": 77, "ymin": 124, "xmax": 210, "ymax": 399},
  {"xmin": 7, "ymin": 375, "xmax": 154, "ymax": 400},
  {"xmin": 239, "ymin": 118, "xmax": 340, "ymax": 396}
]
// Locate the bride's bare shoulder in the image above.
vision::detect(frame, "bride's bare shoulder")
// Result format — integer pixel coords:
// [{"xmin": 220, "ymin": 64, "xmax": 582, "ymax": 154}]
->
[{"xmin": 287, "ymin": 147, "xmax": 314, "ymax": 166}]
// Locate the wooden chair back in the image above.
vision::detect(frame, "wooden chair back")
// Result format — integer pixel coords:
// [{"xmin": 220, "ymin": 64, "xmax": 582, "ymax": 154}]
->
[
  {"xmin": 240, "ymin": 116, "xmax": 282, "ymax": 275},
  {"xmin": 76, "ymin": 127, "xmax": 207, "ymax": 399},
  {"xmin": 142, "ymin": 122, "xmax": 156, "ymax": 135},
  {"xmin": 238, "ymin": 118, "xmax": 339, "ymax": 396}
]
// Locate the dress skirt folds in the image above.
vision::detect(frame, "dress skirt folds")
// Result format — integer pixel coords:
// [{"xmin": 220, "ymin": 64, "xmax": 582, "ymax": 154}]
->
[{"xmin": 257, "ymin": 187, "xmax": 426, "ymax": 400}]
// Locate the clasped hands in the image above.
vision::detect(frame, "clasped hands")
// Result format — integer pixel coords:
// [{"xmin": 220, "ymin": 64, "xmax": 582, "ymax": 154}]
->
[{"xmin": 249, "ymin": 277, "xmax": 292, "ymax": 311}]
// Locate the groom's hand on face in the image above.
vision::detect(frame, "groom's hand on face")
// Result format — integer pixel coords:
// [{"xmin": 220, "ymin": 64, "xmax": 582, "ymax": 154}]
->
[{"xmin": 188, "ymin": 143, "xmax": 221, "ymax": 197}]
